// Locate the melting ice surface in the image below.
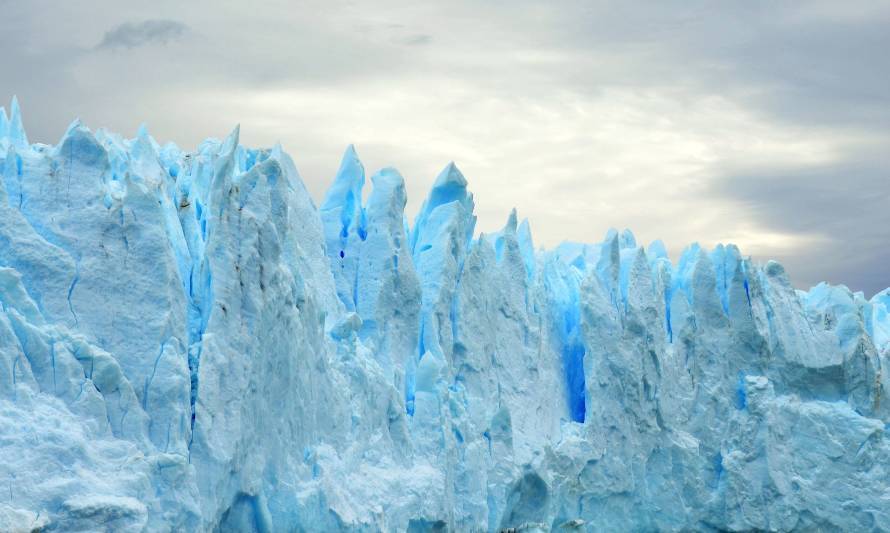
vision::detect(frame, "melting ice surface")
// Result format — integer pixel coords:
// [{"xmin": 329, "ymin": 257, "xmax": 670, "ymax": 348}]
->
[{"xmin": 1, "ymin": 98, "xmax": 889, "ymax": 531}]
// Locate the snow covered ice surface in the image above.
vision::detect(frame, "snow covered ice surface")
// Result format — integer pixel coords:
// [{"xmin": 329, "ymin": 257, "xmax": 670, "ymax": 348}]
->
[{"xmin": 0, "ymin": 97, "xmax": 889, "ymax": 532}]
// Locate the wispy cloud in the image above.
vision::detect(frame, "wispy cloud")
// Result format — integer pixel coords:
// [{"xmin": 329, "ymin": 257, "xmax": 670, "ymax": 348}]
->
[
  {"xmin": 97, "ymin": 19, "xmax": 189, "ymax": 50},
  {"xmin": 400, "ymin": 34, "xmax": 432, "ymax": 46}
]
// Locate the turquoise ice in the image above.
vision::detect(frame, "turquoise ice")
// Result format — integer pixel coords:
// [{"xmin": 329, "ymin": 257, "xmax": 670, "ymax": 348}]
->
[{"xmin": 1, "ymin": 99, "xmax": 889, "ymax": 531}]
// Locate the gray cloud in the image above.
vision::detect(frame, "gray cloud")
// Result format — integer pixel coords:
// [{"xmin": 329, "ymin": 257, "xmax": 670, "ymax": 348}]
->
[
  {"xmin": 97, "ymin": 19, "xmax": 189, "ymax": 50},
  {"xmin": 708, "ymin": 151, "xmax": 890, "ymax": 295}
]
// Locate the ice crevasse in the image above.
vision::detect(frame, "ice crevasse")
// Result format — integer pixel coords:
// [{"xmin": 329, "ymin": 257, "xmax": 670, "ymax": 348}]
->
[{"xmin": 1, "ymin": 98, "xmax": 890, "ymax": 532}]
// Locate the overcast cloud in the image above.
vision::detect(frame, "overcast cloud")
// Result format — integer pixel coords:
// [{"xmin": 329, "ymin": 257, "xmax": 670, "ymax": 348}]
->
[{"xmin": 1, "ymin": 0, "xmax": 887, "ymax": 295}]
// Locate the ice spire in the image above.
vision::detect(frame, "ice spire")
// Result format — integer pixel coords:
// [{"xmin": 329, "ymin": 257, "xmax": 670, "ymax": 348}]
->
[
  {"xmin": 8, "ymin": 96, "xmax": 28, "ymax": 147},
  {"xmin": 0, "ymin": 106, "xmax": 8, "ymax": 139},
  {"xmin": 410, "ymin": 161, "xmax": 475, "ymax": 254},
  {"xmin": 517, "ymin": 217, "xmax": 535, "ymax": 278},
  {"xmin": 320, "ymin": 145, "xmax": 367, "ymax": 309},
  {"xmin": 321, "ymin": 144, "xmax": 365, "ymax": 216},
  {"xmin": 131, "ymin": 123, "xmax": 159, "ymax": 169},
  {"xmin": 209, "ymin": 125, "xmax": 240, "ymax": 215},
  {"xmin": 489, "ymin": 208, "xmax": 518, "ymax": 263},
  {"xmin": 505, "ymin": 207, "xmax": 518, "ymax": 233},
  {"xmin": 215, "ymin": 124, "xmax": 240, "ymax": 179}
]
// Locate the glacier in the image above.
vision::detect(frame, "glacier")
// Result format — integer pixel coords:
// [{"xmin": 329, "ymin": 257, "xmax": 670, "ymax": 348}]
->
[{"xmin": 0, "ymin": 97, "xmax": 889, "ymax": 532}]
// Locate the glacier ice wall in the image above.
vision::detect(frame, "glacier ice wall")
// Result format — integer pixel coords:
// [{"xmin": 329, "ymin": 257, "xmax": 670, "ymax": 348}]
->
[{"xmin": 1, "ymin": 99, "xmax": 889, "ymax": 532}]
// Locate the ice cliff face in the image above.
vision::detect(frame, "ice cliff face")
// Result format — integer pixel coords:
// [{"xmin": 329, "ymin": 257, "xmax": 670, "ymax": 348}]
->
[{"xmin": 1, "ymin": 98, "xmax": 889, "ymax": 532}]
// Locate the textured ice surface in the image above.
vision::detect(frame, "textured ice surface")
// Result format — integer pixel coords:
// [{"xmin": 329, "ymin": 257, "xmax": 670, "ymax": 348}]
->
[{"xmin": 1, "ymin": 99, "xmax": 889, "ymax": 532}]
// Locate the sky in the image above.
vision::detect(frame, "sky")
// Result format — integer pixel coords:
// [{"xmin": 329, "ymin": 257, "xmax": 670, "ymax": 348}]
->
[{"xmin": 2, "ymin": 0, "xmax": 888, "ymax": 296}]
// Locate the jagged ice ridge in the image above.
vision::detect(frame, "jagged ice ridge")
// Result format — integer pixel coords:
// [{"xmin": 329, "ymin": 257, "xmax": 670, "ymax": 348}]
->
[{"xmin": 1, "ymin": 97, "xmax": 889, "ymax": 532}]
